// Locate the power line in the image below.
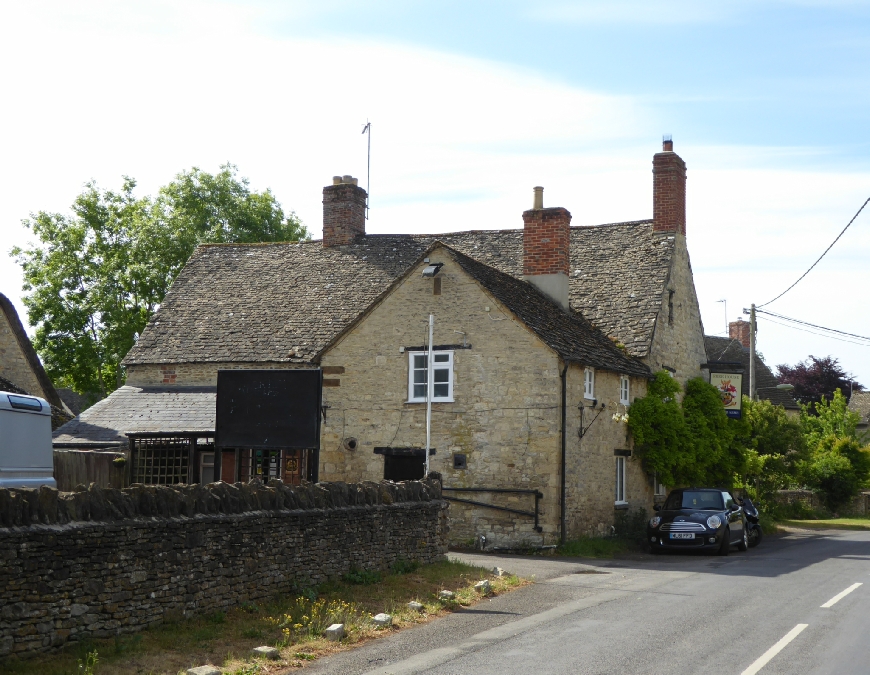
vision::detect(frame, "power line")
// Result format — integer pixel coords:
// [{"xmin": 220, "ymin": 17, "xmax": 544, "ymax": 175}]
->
[
  {"xmin": 756, "ymin": 308, "xmax": 870, "ymax": 342},
  {"xmin": 758, "ymin": 196, "xmax": 870, "ymax": 307},
  {"xmin": 756, "ymin": 315, "xmax": 870, "ymax": 347}
]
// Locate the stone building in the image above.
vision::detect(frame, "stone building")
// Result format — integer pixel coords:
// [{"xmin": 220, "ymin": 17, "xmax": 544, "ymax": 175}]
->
[
  {"xmin": 0, "ymin": 292, "xmax": 71, "ymax": 428},
  {"xmin": 55, "ymin": 141, "xmax": 709, "ymax": 544}
]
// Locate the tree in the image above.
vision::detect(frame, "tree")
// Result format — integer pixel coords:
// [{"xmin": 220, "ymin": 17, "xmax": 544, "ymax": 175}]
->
[
  {"xmin": 776, "ymin": 355, "xmax": 863, "ymax": 407},
  {"xmin": 12, "ymin": 165, "xmax": 309, "ymax": 403},
  {"xmin": 628, "ymin": 372, "xmax": 743, "ymax": 488}
]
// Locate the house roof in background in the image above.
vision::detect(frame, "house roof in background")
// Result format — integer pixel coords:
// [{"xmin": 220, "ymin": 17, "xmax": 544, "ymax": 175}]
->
[
  {"xmin": 704, "ymin": 335, "xmax": 800, "ymax": 410},
  {"xmin": 52, "ymin": 385, "xmax": 216, "ymax": 446},
  {"xmin": 0, "ymin": 292, "xmax": 66, "ymax": 411},
  {"xmin": 124, "ymin": 221, "xmax": 674, "ymax": 367}
]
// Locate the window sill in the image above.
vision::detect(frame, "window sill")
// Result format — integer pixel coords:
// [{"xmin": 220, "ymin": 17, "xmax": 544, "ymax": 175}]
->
[
  {"xmin": 406, "ymin": 399, "xmax": 454, "ymax": 404},
  {"xmin": 614, "ymin": 502, "xmax": 629, "ymax": 510}
]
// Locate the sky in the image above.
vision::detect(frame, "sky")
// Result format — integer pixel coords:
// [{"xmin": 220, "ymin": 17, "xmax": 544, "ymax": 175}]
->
[{"xmin": 1, "ymin": 0, "xmax": 868, "ymax": 383}]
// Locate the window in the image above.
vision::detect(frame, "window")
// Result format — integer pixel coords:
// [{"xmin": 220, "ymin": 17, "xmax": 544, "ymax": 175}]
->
[
  {"xmin": 200, "ymin": 452, "xmax": 215, "ymax": 485},
  {"xmin": 615, "ymin": 456, "xmax": 627, "ymax": 504},
  {"xmin": 653, "ymin": 472, "xmax": 666, "ymax": 496},
  {"xmin": 620, "ymin": 376, "xmax": 630, "ymax": 405},
  {"xmin": 384, "ymin": 455, "xmax": 426, "ymax": 481},
  {"xmin": 408, "ymin": 351, "xmax": 454, "ymax": 402},
  {"xmin": 668, "ymin": 290, "xmax": 675, "ymax": 326},
  {"xmin": 584, "ymin": 368, "xmax": 595, "ymax": 399}
]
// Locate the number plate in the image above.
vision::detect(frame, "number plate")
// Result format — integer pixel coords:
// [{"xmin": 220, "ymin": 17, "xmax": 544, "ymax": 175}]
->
[{"xmin": 669, "ymin": 533, "xmax": 695, "ymax": 540}]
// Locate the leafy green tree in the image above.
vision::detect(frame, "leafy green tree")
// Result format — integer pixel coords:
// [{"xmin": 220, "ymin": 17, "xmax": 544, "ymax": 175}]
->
[
  {"xmin": 801, "ymin": 389, "xmax": 861, "ymax": 449},
  {"xmin": 800, "ymin": 436, "xmax": 870, "ymax": 511},
  {"xmin": 12, "ymin": 165, "xmax": 308, "ymax": 403}
]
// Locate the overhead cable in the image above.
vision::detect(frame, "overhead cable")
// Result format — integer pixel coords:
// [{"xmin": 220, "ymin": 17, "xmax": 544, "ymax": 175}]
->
[
  {"xmin": 758, "ymin": 196, "xmax": 870, "ymax": 307},
  {"xmin": 755, "ymin": 308, "xmax": 870, "ymax": 342},
  {"xmin": 756, "ymin": 315, "xmax": 870, "ymax": 348}
]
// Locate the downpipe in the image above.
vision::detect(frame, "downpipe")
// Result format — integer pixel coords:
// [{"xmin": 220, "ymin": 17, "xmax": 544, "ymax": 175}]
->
[{"xmin": 560, "ymin": 362, "xmax": 568, "ymax": 545}]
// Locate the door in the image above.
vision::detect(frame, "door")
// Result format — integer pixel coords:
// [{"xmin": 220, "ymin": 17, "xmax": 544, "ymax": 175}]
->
[{"xmin": 723, "ymin": 492, "xmax": 743, "ymax": 543}]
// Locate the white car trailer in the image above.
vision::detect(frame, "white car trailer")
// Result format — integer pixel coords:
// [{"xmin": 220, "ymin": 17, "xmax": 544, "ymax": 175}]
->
[{"xmin": 0, "ymin": 391, "xmax": 56, "ymax": 489}]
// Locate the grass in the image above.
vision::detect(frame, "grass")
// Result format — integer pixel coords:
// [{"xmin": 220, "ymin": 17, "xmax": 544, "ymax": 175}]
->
[
  {"xmin": 555, "ymin": 537, "xmax": 634, "ymax": 558},
  {"xmin": 778, "ymin": 517, "xmax": 870, "ymax": 531},
  {"xmin": 0, "ymin": 561, "xmax": 525, "ymax": 675}
]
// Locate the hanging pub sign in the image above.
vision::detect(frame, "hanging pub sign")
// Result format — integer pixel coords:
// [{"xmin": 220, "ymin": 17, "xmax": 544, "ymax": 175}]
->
[{"xmin": 711, "ymin": 372, "xmax": 743, "ymax": 419}]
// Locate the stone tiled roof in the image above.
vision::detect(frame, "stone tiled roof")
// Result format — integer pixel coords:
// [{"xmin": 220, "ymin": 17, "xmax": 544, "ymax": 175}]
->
[
  {"xmin": 124, "ymin": 221, "xmax": 673, "ymax": 367},
  {"xmin": 52, "ymin": 385, "xmax": 216, "ymax": 446},
  {"xmin": 449, "ymin": 248, "xmax": 650, "ymax": 377},
  {"xmin": 704, "ymin": 336, "xmax": 799, "ymax": 410},
  {"xmin": 848, "ymin": 391, "xmax": 870, "ymax": 426}
]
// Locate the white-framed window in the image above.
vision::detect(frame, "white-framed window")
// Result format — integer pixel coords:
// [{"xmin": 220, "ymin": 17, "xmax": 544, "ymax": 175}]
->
[
  {"xmin": 584, "ymin": 367, "xmax": 595, "ymax": 399},
  {"xmin": 407, "ymin": 351, "xmax": 454, "ymax": 403},
  {"xmin": 615, "ymin": 456, "xmax": 627, "ymax": 504},
  {"xmin": 653, "ymin": 472, "xmax": 666, "ymax": 496},
  {"xmin": 620, "ymin": 376, "xmax": 630, "ymax": 405}
]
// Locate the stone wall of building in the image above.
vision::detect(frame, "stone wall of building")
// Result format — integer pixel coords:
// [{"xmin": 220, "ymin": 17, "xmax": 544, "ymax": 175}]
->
[
  {"xmin": 563, "ymin": 365, "xmax": 652, "ymax": 538},
  {"xmin": 124, "ymin": 361, "xmax": 303, "ymax": 386},
  {"xmin": 645, "ymin": 233, "xmax": 707, "ymax": 386},
  {"xmin": 0, "ymin": 479, "xmax": 447, "ymax": 658}
]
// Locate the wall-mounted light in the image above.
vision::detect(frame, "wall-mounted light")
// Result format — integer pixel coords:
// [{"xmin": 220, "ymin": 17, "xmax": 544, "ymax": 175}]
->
[{"xmin": 422, "ymin": 263, "xmax": 444, "ymax": 277}]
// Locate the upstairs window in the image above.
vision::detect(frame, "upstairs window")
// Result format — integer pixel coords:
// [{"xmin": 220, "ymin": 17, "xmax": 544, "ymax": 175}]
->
[
  {"xmin": 615, "ymin": 456, "xmax": 627, "ymax": 504},
  {"xmin": 408, "ymin": 351, "xmax": 454, "ymax": 403},
  {"xmin": 620, "ymin": 376, "xmax": 630, "ymax": 405},
  {"xmin": 584, "ymin": 368, "xmax": 595, "ymax": 399}
]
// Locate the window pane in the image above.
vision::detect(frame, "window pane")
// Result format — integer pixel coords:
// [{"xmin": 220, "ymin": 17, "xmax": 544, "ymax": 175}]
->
[
  {"xmin": 414, "ymin": 384, "xmax": 427, "ymax": 398},
  {"xmin": 433, "ymin": 368, "xmax": 449, "ymax": 383},
  {"xmin": 434, "ymin": 383, "xmax": 449, "ymax": 397},
  {"xmin": 413, "ymin": 370, "xmax": 427, "ymax": 384},
  {"xmin": 434, "ymin": 353, "xmax": 449, "ymax": 362},
  {"xmin": 413, "ymin": 354, "xmax": 427, "ymax": 368}
]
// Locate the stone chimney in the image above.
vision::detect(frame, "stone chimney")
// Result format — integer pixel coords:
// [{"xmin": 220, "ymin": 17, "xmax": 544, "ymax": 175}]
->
[
  {"xmin": 653, "ymin": 136, "xmax": 687, "ymax": 236},
  {"xmin": 323, "ymin": 175, "xmax": 366, "ymax": 247},
  {"xmin": 522, "ymin": 186, "xmax": 571, "ymax": 311},
  {"xmin": 729, "ymin": 319, "xmax": 751, "ymax": 349}
]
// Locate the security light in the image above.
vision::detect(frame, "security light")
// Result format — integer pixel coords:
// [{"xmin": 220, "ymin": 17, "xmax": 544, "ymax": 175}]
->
[{"xmin": 422, "ymin": 263, "xmax": 443, "ymax": 277}]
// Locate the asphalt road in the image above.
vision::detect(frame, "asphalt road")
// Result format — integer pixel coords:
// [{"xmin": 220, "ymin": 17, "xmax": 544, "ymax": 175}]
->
[{"xmin": 306, "ymin": 527, "xmax": 870, "ymax": 675}]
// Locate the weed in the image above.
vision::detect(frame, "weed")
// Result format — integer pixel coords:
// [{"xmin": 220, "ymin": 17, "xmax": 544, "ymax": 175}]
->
[
  {"xmin": 271, "ymin": 597, "xmax": 368, "ymax": 642},
  {"xmin": 76, "ymin": 651, "xmax": 98, "ymax": 675},
  {"xmin": 294, "ymin": 652, "xmax": 317, "ymax": 661},
  {"xmin": 241, "ymin": 627, "xmax": 264, "ymax": 639},
  {"xmin": 206, "ymin": 611, "xmax": 226, "ymax": 624},
  {"xmin": 342, "ymin": 567, "xmax": 382, "ymax": 585},
  {"xmin": 230, "ymin": 662, "xmax": 262, "ymax": 675},
  {"xmin": 391, "ymin": 559, "xmax": 421, "ymax": 575}
]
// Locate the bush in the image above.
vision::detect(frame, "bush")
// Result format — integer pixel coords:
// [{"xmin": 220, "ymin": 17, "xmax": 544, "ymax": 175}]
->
[{"xmin": 342, "ymin": 568, "xmax": 382, "ymax": 585}]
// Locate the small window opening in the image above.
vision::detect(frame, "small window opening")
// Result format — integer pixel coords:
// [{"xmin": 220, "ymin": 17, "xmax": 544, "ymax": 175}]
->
[
  {"xmin": 384, "ymin": 455, "xmax": 425, "ymax": 481},
  {"xmin": 453, "ymin": 453, "xmax": 467, "ymax": 470},
  {"xmin": 668, "ymin": 290, "xmax": 675, "ymax": 326},
  {"xmin": 433, "ymin": 277, "xmax": 442, "ymax": 295}
]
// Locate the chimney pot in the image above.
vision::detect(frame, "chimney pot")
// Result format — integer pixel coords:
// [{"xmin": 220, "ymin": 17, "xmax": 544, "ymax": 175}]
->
[
  {"xmin": 332, "ymin": 176, "xmax": 343, "ymax": 185},
  {"xmin": 532, "ymin": 186, "xmax": 544, "ymax": 210}
]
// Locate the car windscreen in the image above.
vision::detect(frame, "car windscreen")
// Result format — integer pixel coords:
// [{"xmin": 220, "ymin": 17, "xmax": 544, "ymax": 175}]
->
[{"xmin": 664, "ymin": 491, "xmax": 724, "ymax": 511}]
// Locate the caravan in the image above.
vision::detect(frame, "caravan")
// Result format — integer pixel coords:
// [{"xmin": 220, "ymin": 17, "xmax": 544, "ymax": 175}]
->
[{"xmin": 0, "ymin": 391, "xmax": 56, "ymax": 489}]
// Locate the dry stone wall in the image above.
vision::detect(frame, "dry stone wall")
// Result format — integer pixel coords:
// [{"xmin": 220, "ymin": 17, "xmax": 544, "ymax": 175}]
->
[{"xmin": 0, "ymin": 479, "xmax": 447, "ymax": 658}]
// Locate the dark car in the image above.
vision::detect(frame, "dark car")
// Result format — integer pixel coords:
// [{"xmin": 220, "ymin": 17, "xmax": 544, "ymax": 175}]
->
[{"xmin": 647, "ymin": 488, "xmax": 748, "ymax": 555}]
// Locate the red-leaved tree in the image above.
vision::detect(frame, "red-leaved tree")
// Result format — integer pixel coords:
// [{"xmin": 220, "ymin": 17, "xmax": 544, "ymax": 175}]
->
[{"xmin": 776, "ymin": 355, "xmax": 863, "ymax": 407}]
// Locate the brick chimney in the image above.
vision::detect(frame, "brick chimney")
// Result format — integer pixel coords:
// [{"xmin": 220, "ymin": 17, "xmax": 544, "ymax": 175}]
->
[
  {"xmin": 729, "ymin": 319, "xmax": 751, "ymax": 349},
  {"xmin": 522, "ymin": 186, "xmax": 571, "ymax": 311},
  {"xmin": 323, "ymin": 175, "xmax": 366, "ymax": 247},
  {"xmin": 653, "ymin": 136, "xmax": 687, "ymax": 236}
]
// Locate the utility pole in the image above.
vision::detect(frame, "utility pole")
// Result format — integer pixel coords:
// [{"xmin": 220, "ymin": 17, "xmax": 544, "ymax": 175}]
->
[{"xmin": 749, "ymin": 303, "xmax": 757, "ymax": 400}]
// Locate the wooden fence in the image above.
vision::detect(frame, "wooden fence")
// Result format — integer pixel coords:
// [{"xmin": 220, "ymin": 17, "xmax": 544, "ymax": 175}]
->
[{"xmin": 53, "ymin": 449, "xmax": 130, "ymax": 491}]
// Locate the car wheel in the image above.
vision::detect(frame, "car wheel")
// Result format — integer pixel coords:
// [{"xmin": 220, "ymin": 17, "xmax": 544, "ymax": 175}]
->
[
  {"xmin": 717, "ymin": 528, "xmax": 730, "ymax": 556},
  {"xmin": 737, "ymin": 526, "xmax": 749, "ymax": 552},
  {"xmin": 748, "ymin": 525, "xmax": 763, "ymax": 548}
]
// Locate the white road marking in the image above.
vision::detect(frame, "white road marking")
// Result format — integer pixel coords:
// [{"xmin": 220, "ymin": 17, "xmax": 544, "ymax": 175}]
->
[
  {"xmin": 740, "ymin": 624, "xmax": 808, "ymax": 675},
  {"xmin": 821, "ymin": 582, "xmax": 862, "ymax": 608}
]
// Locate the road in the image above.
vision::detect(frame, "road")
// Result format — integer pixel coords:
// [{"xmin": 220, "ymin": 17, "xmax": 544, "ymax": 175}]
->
[{"xmin": 307, "ymin": 527, "xmax": 870, "ymax": 675}]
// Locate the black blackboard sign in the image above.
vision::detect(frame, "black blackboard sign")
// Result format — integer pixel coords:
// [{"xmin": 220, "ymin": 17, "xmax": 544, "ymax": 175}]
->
[{"xmin": 216, "ymin": 370, "xmax": 322, "ymax": 449}]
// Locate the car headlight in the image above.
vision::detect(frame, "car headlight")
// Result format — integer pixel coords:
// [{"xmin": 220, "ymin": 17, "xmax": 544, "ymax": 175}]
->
[
  {"xmin": 649, "ymin": 517, "xmax": 661, "ymax": 528},
  {"xmin": 707, "ymin": 515, "xmax": 722, "ymax": 529}
]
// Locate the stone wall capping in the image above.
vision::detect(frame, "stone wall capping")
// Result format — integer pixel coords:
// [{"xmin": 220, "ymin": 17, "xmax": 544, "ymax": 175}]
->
[{"xmin": 0, "ymin": 478, "xmax": 443, "ymax": 528}]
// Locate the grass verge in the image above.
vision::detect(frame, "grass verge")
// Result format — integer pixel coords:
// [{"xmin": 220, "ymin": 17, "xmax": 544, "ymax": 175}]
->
[
  {"xmin": 778, "ymin": 517, "xmax": 870, "ymax": 531},
  {"xmin": 0, "ymin": 561, "xmax": 524, "ymax": 675}
]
